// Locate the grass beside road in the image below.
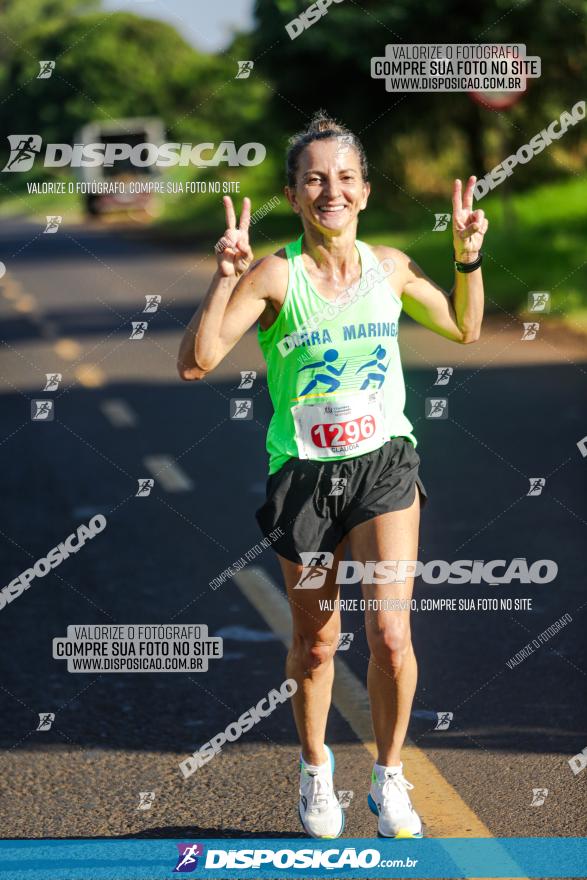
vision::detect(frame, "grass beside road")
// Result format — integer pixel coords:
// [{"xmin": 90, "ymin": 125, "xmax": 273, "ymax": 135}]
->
[{"xmin": 250, "ymin": 177, "xmax": 586, "ymax": 321}]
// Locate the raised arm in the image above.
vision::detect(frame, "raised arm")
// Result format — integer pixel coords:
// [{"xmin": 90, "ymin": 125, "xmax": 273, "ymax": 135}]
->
[
  {"xmin": 387, "ymin": 176, "xmax": 488, "ymax": 344},
  {"xmin": 177, "ymin": 196, "xmax": 270, "ymax": 380}
]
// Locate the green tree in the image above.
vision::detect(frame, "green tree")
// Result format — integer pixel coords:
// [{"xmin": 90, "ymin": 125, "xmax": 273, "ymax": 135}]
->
[
  {"xmin": 250, "ymin": 0, "xmax": 586, "ymax": 188},
  {"xmin": 1, "ymin": 10, "xmax": 271, "ymax": 149},
  {"xmin": 3, "ymin": 13, "xmax": 211, "ymax": 142}
]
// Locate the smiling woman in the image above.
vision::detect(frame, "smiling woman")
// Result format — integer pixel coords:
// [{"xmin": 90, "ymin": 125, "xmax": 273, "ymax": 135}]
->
[{"xmin": 177, "ymin": 109, "xmax": 487, "ymax": 842}]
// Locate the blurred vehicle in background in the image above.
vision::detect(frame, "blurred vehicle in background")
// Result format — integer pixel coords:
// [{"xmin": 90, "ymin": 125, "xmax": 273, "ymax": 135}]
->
[{"xmin": 75, "ymin": 117, "xmax": 165, "ymax": 217}]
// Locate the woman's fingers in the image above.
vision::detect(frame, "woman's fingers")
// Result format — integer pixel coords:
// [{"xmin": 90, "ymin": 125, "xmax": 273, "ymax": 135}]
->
[
  {"xmin": 462, "ymin": 175, "xmax": 476, "ymax": 212},
  {"xmin": 223, "ymin": 195, "xmax": 237, "ymax": 229},
  {"xmin": 452, "ymin": 179, "xmax": 462, "ymax": 217},
  {"xmin": 217, "ymin": 197, "xmax": 253, "ymax": 276},
  {"xmin": 458, "ymin": 218, "xmax": 488, "ymax": 239},
  {"xmin": 239, "ymin": 197, "xmax": 251, "ymax": 232}
]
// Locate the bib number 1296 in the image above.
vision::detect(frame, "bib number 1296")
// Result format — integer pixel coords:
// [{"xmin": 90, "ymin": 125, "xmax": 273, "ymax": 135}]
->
[
  {"xmin": 311, "ymin": 414, "xmax": 376, "ymax": 448},
  {"xmin": 291, "ymin": 391, "xmax": 386, "ymax": 460}
]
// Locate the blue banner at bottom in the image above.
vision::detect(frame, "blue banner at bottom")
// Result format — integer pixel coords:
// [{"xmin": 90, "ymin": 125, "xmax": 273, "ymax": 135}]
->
[{"xmin": 0, "ymin": 837, "xmax": 585, "ymax": 879}]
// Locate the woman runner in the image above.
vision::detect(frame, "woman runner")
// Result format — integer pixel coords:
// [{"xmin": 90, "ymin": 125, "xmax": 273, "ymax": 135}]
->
[{"xmin": 178, "ymin": 112, "xmax": 487, "ymax": 839}]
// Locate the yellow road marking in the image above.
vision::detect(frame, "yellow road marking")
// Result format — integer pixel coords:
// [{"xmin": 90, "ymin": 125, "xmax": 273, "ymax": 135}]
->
[
  {"xmin": 13, "ymin": 294, "xmax": 37, "ymax": 313},
  {"xmin": 233, "ymin": 565, "xmax": 491, "ymax": 839},
  {"xmin": 2, "ymin": 275, "xmax": 27, "ymax": 303},
  {"xmin": 54, "ymin": 339, "xmax": 82, "ymax": 360},
  {"xmin": 75, "ymin": 364, "xmax": 105, "ymax": 388}
]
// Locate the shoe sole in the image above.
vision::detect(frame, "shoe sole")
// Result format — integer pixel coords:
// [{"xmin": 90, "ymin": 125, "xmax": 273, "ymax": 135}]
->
[
  {"xmin": 298, "ymin": 746, "xmax": 345, "ymax": 840},
  {"xmin": 367, "ymin": 793, "xmax": 423, "ymax": 839}
]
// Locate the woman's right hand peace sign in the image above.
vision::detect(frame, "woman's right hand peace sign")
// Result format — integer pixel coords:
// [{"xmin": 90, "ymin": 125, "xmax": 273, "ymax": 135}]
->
[{"xmin": 215, "ymin": 196, "xmax": 253, "ymax": 278}]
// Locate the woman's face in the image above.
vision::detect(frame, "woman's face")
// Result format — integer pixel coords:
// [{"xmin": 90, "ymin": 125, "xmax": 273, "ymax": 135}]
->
[{"xmin": 286, "ymin": 138, "xmax": 370, "ymax": 234}]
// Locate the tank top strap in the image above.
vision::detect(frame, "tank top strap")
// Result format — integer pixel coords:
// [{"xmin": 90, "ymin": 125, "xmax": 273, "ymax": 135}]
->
[
  {"xmin": 285, "ymin": 234, "xmax": 304, "ymax": 263},
  {"xmin": 355, "ymin": 238, "xmax": 379, "ymax": 272}
]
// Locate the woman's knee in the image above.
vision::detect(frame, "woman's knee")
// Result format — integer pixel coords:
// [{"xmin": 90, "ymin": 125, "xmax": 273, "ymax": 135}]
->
[
  {"xmin": 291, "ymin": 625, "xmax": 340, "ymax": 671},
  {"xmin": 367, "ymin": 617, "xmax": 412, "ymax": 673}
]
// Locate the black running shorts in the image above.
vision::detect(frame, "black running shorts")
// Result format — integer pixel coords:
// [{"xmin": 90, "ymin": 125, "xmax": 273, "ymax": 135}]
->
[{"xmin": 255, "ymin": 437, "xmax": 427, "ymax": 564}]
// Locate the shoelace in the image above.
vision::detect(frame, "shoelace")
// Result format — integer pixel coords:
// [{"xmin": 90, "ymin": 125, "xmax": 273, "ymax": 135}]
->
[
  {"xmin": 303, "ymin": 770, "xmax": 332, "ymax": 813},
  {"xmin": 381, "ymin": 771, "xmax": 414, "ymax": 806}
]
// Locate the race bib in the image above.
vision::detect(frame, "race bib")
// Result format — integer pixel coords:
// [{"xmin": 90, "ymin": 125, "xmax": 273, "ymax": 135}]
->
[{"xmin": 291, "ymin": 391, "xmax": 386, "ymax": 460}]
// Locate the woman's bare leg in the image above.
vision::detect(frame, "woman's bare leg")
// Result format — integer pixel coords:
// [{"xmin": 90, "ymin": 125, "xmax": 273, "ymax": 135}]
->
[
  {"xmin": 277, "ymin": 540, "xmax": 347, "ymax": 765},
  {"xmin": 348, "ymin": 490, "xmax": 420, "ymax": 766}
]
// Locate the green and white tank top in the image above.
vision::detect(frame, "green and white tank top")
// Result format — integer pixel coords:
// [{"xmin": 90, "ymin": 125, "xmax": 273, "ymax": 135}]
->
[{"xmin": 258, "ymin": 234, "xmax": 416, "ymax": 475}]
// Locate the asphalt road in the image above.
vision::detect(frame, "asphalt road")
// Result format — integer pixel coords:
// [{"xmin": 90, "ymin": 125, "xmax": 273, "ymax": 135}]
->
[{"xmin": 0, "ymin": 216, "xmax": 585, "ymax": 846}]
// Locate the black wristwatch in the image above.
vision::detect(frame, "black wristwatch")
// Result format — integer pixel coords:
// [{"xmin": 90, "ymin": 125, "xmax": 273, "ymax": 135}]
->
[{"xmin": 454, "ymin": 251, "xmax": 483, "ymax": 273}]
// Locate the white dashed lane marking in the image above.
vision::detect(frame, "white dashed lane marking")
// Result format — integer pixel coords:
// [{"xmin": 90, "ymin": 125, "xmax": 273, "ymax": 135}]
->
[
  {"xmin": 142, "ymin": 455, "xmax": 194, "ymax": 492},
  {"xmin": 100, "ymin": 399, "xmax": 138, "ymax": 428}
]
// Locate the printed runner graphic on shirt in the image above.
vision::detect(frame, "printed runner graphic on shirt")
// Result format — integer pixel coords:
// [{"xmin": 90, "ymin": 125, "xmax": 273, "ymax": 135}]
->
[
  {"xmin": 295, "ymin": 344, "xmax": 394, "ymax": 398},
  {"xmin": 290, "ymin": 323, "xmax": 397, "ymax": 461},
  {"xmin": 356, "ymin": 345, "xmax": 390, "ymax": 390},
  {"xmin": 297, "ymin": 349, "xmax": 347, "ymax": 397}
]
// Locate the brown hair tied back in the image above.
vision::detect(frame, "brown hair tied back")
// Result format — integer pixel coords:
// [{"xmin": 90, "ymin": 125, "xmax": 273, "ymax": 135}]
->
[{"xmin": 286, "ymin": 110, "xmax": 369, "ymax": 187}]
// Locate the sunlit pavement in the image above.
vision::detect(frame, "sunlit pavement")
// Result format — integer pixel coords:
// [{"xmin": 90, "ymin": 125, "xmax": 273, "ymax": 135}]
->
[{"xmin": 0, "ymin": 217, "xmax": 585, "ymax": 839}]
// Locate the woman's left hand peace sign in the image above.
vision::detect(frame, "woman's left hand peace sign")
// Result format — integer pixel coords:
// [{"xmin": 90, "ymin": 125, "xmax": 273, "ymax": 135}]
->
[{"xmin": 452, "ymin": 176, "xmax": 489, "ymax": 261}]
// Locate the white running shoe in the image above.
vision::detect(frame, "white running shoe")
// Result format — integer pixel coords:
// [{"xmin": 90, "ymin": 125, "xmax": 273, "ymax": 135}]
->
[
  {"xmin": 368, "ymin": 763, "xmax": 423, "ymax": 838},
  {"xmin": 298, "ymin": 746, "xmax": 345, "ymax": 839}
]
